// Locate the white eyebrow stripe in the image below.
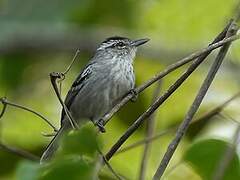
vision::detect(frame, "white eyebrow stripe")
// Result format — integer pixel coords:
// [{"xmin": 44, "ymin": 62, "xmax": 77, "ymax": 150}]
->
[
  {"xmin": 97, "ymin": 41, "xmax": 115, "ymax": 50},
  {"xmin": 97, "ymin": 39, "xmax": 127, "ymax": 50}
]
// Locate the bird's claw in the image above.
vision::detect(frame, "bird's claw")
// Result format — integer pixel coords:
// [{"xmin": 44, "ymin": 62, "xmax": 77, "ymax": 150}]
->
[
  {"xmin": 130, "ymin": 89, "xmax": 138, "ymax": 102},
  {"xmin": 95, "ymin": 119, "xmax": 106, "ymax": 133}
]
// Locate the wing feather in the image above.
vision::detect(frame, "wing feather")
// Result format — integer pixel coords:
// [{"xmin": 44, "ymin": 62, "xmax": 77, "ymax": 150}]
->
[{"xmin": 61, "ymin": 63, "xmax": 93, "ymax": 123}]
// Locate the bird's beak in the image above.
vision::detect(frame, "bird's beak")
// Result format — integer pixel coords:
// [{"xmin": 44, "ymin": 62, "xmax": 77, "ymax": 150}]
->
[{"xmin": 131, "ymin": 38, "xmax": 150, "ymax": 47}]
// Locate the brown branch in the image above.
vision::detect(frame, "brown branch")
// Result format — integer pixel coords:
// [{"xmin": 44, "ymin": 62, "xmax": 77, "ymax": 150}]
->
[
  {"xmin": 153, "ymin": 22, "xmax": 238, "ymax": 180},
  {"xmin": 101, "ymin": 20, "xmax": 239, "ymax": 126},
  {"xmin": 139, "ymin": 81, "xmax": 162, "ymax": 180},
  {"xmin": 104, "ymin": 21, "xmax": 234, "ymax": 162},
  {"xmin": 116, "ymin": 90, "xmax": 240, "ymax": 154},
  {"xmin": 0, "ymin": 97, "xmax": 58, "ymax": 132},
  {"xmin": 0, "ymin": 142, "xmax": 40, "ymax": 161}
]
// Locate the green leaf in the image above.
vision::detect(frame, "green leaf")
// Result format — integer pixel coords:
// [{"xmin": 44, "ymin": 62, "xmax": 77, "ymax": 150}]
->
[
  {"xmin": 0, "ymin": 150, "xmax": 20, "ymax": 175},
  {"xmin": 40, "ymin": 157, "xmax": 96, "ymax": 180},
  {"xmin": 16, "ymin": 161, "xmax": 40, "ymax": 180},
  {"xmin": 59, "ymin": 124, "xmax": 100, "ymax": 158},
  {"xmin": 184, "ymin": 139, "xmax": 240, "ymax": 180},
  {"xmin": 39, "ymin": 125, "xmax": 101, "ymax": 180}
]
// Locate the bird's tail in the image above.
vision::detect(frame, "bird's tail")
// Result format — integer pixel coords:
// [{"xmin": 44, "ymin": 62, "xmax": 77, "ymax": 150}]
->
[{"xmin": 40, "ymin": 125, "xmax": 67, "ymax": 163}]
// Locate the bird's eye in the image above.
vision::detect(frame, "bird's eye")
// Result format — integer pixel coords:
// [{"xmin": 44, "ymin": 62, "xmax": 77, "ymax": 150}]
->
[{"xmin": 117, "ymin": 42, "xmax": 125, "ymax": 47}]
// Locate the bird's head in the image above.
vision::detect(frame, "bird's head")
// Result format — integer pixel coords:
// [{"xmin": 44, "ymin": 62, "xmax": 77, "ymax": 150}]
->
[{"xmin": 96, "ymin": 36, "xmax": 149, "ymax": 62}]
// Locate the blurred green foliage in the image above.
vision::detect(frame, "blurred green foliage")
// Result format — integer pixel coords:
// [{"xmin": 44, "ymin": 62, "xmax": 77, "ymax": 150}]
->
[
  {"xmin": 16, "ymin": 125, "xmax": 102, "ymax": 180},
  {"xmin": 59, "ymin": 124, "xmax": 100, "ymax": 157},
  {"xmin": 184, "ymin": 139, "xmax": 240, "ymax": 180},
  {"xmin": 0, "ymin": 0, "xmax": 240, "ymax": 179}
]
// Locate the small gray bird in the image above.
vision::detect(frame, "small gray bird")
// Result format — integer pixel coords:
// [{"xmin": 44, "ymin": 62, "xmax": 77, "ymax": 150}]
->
[{"xmin": 40, "ymin": 36, "xmax": 149, "ymax": 162}]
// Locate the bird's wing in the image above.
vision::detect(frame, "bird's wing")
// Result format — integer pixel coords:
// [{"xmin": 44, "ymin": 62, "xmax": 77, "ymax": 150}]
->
[{"xmin": 61, "ymin": 63, "xmax": 94, "ymax": 123}]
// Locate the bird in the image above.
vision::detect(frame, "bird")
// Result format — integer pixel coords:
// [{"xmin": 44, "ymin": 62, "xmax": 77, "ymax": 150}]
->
[{"xmin": 40, "ymin": 36, "xmax": 149, "ymax": 162}]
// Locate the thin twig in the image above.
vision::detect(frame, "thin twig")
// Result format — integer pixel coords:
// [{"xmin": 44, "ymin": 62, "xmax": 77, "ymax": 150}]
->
[
  {"xmin": 62, "ymin": 49, "xmax": 80, "ymax": 75},
  {"xmin": 153, "ymin": 22, "xmax": 238, "ymax": 179},
  {"xmin": 102, "ymin": 20, "xmax": 238, "ymax": 126},
  {"xmin": 212, "ymin": 119, "xmax": 240, "ymax": 180},
  {"xmin": 0, "ymin": 142, "xmax": 40, "ymax": 161},
  {"xmin": 163, "ymin": 160, "xmax": 183, "ymax": 179},
  {"xmin": 0, "ymin": 97, "xmax": 58, "ymax": 132},
  {"xmin": 139, "ymin": 81, "xmax": 162, "ymax": 180},
  {"xmin": 49, "ymin": 49, "xmax": 81, "ymax": 129},
  {"xmin": 98, "ymin": 150, "xmax": 123, "ymax": 180},
  {"xmin": 58, "ymin": 49, "xmax": 80, "ymax": 96},
  {"xmin": 116, "ymin": 91, "xmax": 240, "ymax": 154},
  {"xmin": 163, "ymin": 113, "xmax": 240, "ymax": 180},
  {"xmin": 50, "ymin": 72, "xmax": 79, "ymax": 129},
  {"xmin": 219, "ymin": 113, "xmax": 240, "ymax": 125},
  {"xmin": 105, "ymin": 21, "xmax": 233, "ymax": 162},
  {"xmin": 0, "ymin": 98, "xmax": 7, "ymax": 119}
]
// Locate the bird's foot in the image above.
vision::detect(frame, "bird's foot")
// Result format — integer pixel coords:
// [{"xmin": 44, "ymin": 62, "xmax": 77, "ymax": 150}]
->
[
  {"xmin": 130, "ymin": 89, "xmax": 138, "ymax": 102},
  {"xmin": 95, "ymin": 119, "xmax": 106, "ymax": 133}
]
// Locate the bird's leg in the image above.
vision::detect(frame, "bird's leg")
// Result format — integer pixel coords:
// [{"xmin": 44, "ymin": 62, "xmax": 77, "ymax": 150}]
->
[
  {"xmin": 94, "ymin": 119, "xmax": 106, "ymax": 133},
  {"xmin": 130, "ymin": 89, "xmax": 138, "ymax": 102}
]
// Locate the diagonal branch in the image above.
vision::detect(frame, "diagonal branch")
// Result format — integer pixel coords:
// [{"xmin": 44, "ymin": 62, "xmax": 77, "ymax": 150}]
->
[
  {"xmin": 116, "ymin": 90, "xmax": 240, "ymax": 154},
  {"xmin": 139, "ymin": 81, "xmax": 162, "ymax": 180},
  {"xmin": 104, "ymin": 21, "xmax": 234, "ymax": 162},
  {"xmin": 101, "ymin": 20, "xmax": 239, "ymax": 126},
  {"xmin": 0, "ymin": 97, "xmax": 58, "ymax": 132},
  {"xmin": 0, "ymin": 142, "xmax": 40, "ymax": 161},
  {"xmin": 152, "ymin": 22, "xmax": 238, "ymax": 180},
  {"xmin": 0, "ymin": 99, "xmax": 7, "ymax": 119}
]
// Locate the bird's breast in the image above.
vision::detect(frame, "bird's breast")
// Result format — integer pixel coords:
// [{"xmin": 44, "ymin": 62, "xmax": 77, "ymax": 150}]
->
[{"xmin": 108, "ymin": 60, "xmax": 135, "ymax": 104}]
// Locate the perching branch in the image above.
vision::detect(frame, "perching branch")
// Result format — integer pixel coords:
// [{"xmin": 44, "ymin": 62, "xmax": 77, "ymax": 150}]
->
[
  {"xmin": 116, "ymin": 91, "xmax": 240, "ymax": 154},
  {"xmin": 139, "ymin": 81, "xmax": 162, "ymax": 180},
  {"xmin": 105, "ymin": 20, "xmax": 234, "ymax": 162},
  {"xmin": 0, "ymin": 142, "xmax": 40, "ymax": 161},
  {"xmin": 153, "ymin": 22, "xmax": 238, "ymax": 180},
  {"xmin": 0, "ymin": 97, "xmax": 58, "ymax": 132},
  {"xmin": 101, "ymin": 20, "xmax": 240, "ymax": 126}
]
